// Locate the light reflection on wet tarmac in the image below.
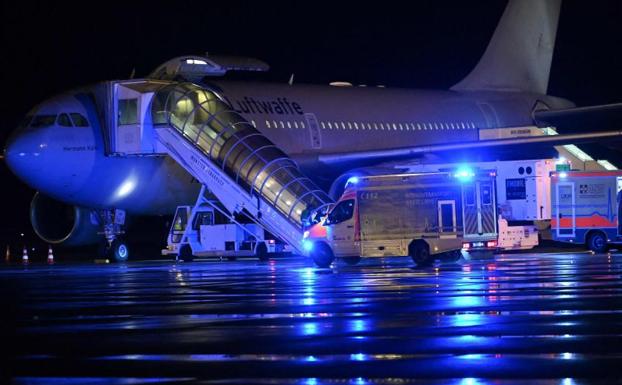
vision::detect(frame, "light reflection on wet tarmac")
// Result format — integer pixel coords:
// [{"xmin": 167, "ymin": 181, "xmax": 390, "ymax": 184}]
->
[{"xmin": 2, "ymin": 251, "xmax": 622, "ymax": 384}]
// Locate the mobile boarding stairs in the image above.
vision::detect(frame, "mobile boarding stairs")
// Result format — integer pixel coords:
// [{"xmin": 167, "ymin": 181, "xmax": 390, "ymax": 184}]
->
[{"xmin": 101, "ymin": 79, "xmax": 333, "ymax": 257}]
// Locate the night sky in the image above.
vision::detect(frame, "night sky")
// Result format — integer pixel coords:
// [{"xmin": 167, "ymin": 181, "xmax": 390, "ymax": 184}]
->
[{"xmin": 1, "ymin": 1, "xmax": 620, "ymax": 246}]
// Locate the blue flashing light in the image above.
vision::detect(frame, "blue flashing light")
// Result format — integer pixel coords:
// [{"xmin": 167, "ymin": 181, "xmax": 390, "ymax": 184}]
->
[
  {"xmin": 454, "ymin": 166, "xmax": 475, "ymax": 181},
  {"xmin": 302, "ymin": 239, "xmax": 314, "ymax": 252},
  {"xmin": 346, "ymin": 176, "xmax": 360, "ymax": 187},
  {"xmin": 559, "ymin": 172, "xmax": 568, "ymax": 179}
]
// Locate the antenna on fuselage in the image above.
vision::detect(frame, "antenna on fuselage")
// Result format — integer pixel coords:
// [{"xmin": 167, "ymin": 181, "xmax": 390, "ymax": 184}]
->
[
  {"xmin": 129, "ymin": 68, "xmax": 136, "ymax": 79},
  {"xmin": 288, "ymin": 73, "xmax": 295, "ymax": 86}
]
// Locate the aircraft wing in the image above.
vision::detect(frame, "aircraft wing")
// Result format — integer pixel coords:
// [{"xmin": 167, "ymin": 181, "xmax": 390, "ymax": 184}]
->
[
  {"xmin": 316, "ymin": 129, "xmax": 622, "ymax": 165},
  {"xmin": 534, "ymin": 103, "xmax": 622, "ymax": 132}
]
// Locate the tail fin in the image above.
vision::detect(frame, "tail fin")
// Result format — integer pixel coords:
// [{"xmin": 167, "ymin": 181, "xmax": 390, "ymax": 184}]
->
[{"xmin": 451, "ymin": 0, "xmax": 562, "ymax": 94}]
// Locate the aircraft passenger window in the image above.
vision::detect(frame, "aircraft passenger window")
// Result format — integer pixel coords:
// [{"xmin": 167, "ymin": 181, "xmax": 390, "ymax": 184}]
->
[
  {"xmin": 118, "ymin": 98, "xmax": 138, "ymax": 125},
  {"xmin": 287, "ymin": 121, "xmax": 291, "ymax": 128},
  {"xmin": 251, "ymin": 120, "xmax": 257, "ymax": 128},
  {"xmin": 320, "ymin": 122, "xmax": 325, "ymax": 129},
  {"xmin": 461, "ymin": 122, "xmax": 466, "ymax": 129},
  {"xmin": 354, "ymin": 122, "xmax": 358, "ymax": 129},
  {"xmin": 393, "ymin": 123, "xmax": 398, "ymax": 130},
  {"xmin": 326, "ymin": 199, "xmax": 355, "ymax": 225},
  {"xmin": 300, "ymin": 121, "xmax": 305, "ymax": 129},
  {"xmin": 265, "ymin": 120, "xmax": 270, "ymax": 128},
  {"xmin": 280, "ymin": 121, "xmax": 285, "ymax": 128},
  {"xmin": 272, "ymin": 120, "xmax": 277, "ymax": 127},
  {"xmin": 347, "ymin": 122, "xmax": 352, "ymax": 129},
  {"xmin": 295, "ymin": 121, "xmax": 299, "ymax": 128},
  {"xmin": 57, "ymin": 113, "xmax": 72, "ymax": 127},
  {"xmin": 68, "ymin": 113, "xmax": 89, "ymax": 127},
  {"xmin": 341, "ymin": 122, "xmax": 346, "ymax": 129},
  {"xmin": 30, "ymin": 115, "xmax": 57, "ymax": 128}
]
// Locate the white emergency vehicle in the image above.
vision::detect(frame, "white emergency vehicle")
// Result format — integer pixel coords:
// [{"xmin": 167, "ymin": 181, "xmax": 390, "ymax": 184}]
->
[{"xmin": 304, "ymin": 169, "xmax": 498, "ymax": 267}]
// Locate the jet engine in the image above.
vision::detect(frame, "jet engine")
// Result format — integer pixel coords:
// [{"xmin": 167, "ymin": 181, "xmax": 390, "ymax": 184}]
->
[{"xmin": 30, "ymin": 192, "xmax": 101, "ymax": 246}]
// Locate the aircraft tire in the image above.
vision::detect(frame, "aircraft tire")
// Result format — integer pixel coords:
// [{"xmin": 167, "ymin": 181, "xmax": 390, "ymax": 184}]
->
[
  {"xmin": 311, "ymin": 242, "xmax": 335, "ymax": 268},
  {"xmin": 109, "ymin": 239, "xmax": 129, "ymax": 262}
]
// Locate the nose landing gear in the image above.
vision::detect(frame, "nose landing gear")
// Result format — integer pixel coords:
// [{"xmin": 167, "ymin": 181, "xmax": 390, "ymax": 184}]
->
[{"xmin": 97, "ymin": 209, "xmax": 129, "ymax": 262}]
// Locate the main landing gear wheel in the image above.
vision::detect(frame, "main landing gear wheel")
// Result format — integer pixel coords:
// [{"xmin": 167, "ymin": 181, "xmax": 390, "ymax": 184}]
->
[
  {"xmin": 256, "ymin": 242, "xmax": 269, "ymax": 262},
  {"xmin": 311, "ymin": 242, "xmax": 335, "ymax": 268},
  {"xmin": 587, "ymin": 231, "xmax": 608, "ymax": 253},
  {"xmin": 109, "ymin": 239, "xmax": 129, "ymax": 262},
  {"xmin": 409, "ymin": 241, "xmax": 431, "ymax": 266},
  {"xmin": 342, "ymin": 256, "xmax": 361, "ymax": 266},
  {"xmin": 179, "ymin": 244, "xmax": 195, "ymax": 262}
]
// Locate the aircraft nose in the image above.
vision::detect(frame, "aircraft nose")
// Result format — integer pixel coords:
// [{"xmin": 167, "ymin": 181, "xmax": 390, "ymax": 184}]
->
[{"xmin": 4, "ymin": 129, "xmax": 47, "ymax": 183}]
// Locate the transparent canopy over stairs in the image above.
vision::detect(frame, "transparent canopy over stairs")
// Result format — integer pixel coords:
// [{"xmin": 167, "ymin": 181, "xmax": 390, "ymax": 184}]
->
[{"xmin": 149, "ymin": 82, "xmax": 333, "ymax": 254}]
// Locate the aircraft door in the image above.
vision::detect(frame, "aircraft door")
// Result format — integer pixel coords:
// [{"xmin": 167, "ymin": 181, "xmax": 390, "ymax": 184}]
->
[
  {"xmin": 305, "ymin": 113, "xmax": 322, "ymax": 149},
  {"xmin": 555, "ymin": 182, "xmax": 575, "ymax": 238},
  {"xmin": 112, "ymin": 82, "xmax": 156, "ymax": 155}
]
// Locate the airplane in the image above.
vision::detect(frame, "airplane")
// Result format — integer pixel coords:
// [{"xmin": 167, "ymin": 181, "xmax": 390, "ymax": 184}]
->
[{"xmin": 3, "ymin": 0, "xmax": 621, "ymax": 261}]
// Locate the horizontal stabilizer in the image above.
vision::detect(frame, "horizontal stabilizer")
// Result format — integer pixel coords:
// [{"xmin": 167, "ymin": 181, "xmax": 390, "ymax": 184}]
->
[
  {"xmin": 317, "ymin": 130, "xmax": 622, "ymax": 165},
  {"xmin": 534, "ymin": 103, "xmax": 622, "ymax": 132}
]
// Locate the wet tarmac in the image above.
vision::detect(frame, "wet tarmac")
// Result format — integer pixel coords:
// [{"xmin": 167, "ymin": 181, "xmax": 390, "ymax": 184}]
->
[{"xmin": 2, "ymin": 252, "xmax": 622, "ymax": 385}]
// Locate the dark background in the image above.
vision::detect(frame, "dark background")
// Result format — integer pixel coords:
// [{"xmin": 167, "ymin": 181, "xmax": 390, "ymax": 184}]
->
[{"xmin": 1, "ymin": 1, "xmax": 621, "ymax": 254}]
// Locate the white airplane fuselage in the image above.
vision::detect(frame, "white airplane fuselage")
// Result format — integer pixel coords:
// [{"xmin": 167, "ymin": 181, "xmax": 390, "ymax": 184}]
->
[{"xmin": 4, "ymin": 80, "xmax": 573, "ymax": 216}]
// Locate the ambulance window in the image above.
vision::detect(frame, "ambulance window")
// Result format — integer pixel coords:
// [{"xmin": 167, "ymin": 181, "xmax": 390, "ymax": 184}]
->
[
  {"xmin": 118, "ymin": 98, "xmax": 138, "ymax": 125},
  {"xmin": 506, "ymin": 178, "xmax": 526, "ymax": 200},
  {"xmin": 30, "ymin": 115, "xmax": 57, "ymax": 128},
  {"xmin": 465, "ymin": 186, "xmax": 475, "ymax": 206},
  {"xmin": 327, "ymin": 199, "xmax": 354, "ymax": 225},
  {"xmin": 481, "ymin": 184, "xmax": 492, "ymax": 205},
  {"xmin": 70, "ymin": 113, "xmax": 89, "ymax": 127},
  {"xmin": 57, "ymin": 113, "xmax": 73, "ymax": 127}
]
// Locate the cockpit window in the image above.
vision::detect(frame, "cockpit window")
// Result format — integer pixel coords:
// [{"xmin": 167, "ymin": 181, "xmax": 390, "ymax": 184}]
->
[
  {"xmin": 57, "ymin": 113, "xmax": 73, "ymax": 127},
  {"xmin": 30, "ymin": 115, "xmax": 57, "ymax": 128},
  {"xmin": 17, "ymin": 115, "xmax": 33, "ymax": 130},
  {"xmin": 70, "ymin": 113, "xmax": 89, "ymax": 127}
]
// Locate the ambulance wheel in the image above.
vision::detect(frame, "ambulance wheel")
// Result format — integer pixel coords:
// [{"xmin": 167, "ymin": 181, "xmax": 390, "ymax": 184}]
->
[
  {"xmin": 179, "ymin": 244, "xmax": 194, "ymax": 262},
  {"xmin": 587, "ymin": 231, "xmax": 608, "ymax": 253},
  {"xmin": 343, "ymin": 256, "xmax": 361, "ymax": 265},
  {"xmin": 450, "ymin": 249, "xmax": 463, "ymax": 261},
  {"xmin": 256, "ymin": 243, "xmax": 269, "ymax": 261},
  {"xmin": 109, "ymin": 239, "xmax": 129, "ymax": 262},
  {"xmin": 409, "ymin": 241, "xmax": 431, "ymax": 265},
  {"xmin": 311, "ymin": 242, "xmax": 335, "ymax": 268}
]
